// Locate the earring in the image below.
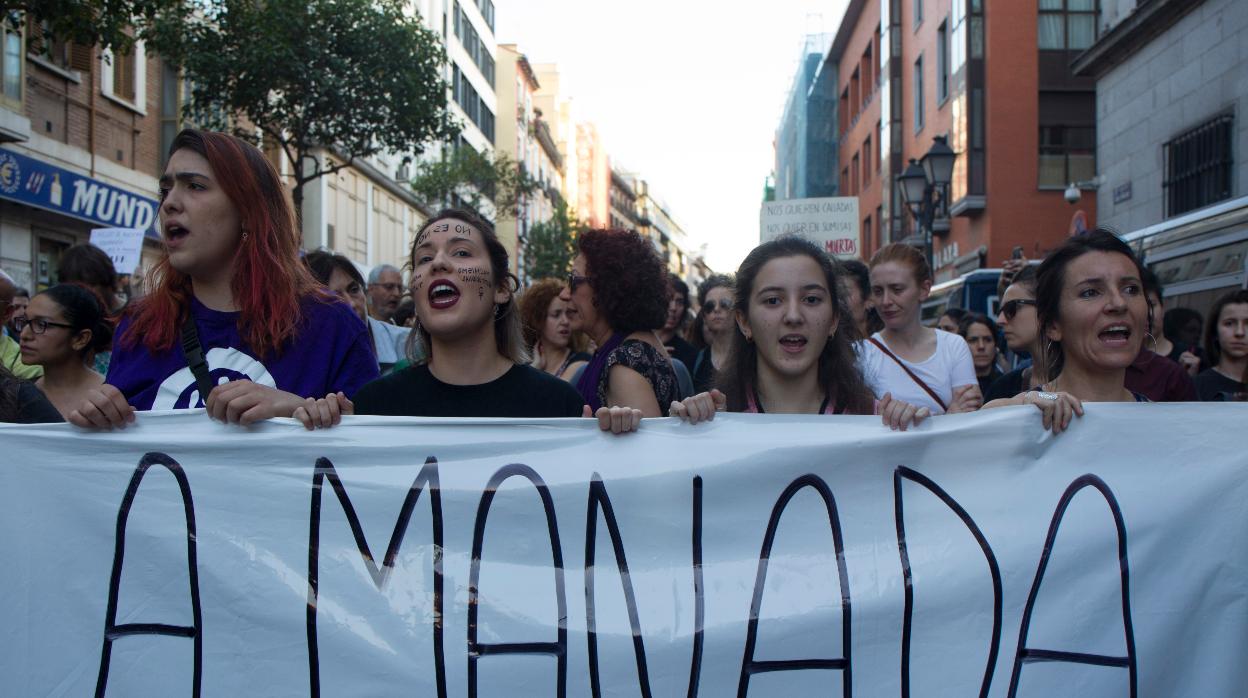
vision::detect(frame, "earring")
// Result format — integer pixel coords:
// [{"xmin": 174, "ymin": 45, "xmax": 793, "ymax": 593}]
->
[
  {"xmin": 1145, "ymin": 332, "xmax": 1159, "ymax": 352},
  {"xmin": 241, "ymin": 231, "xmax": 249, "ymax": 242}
]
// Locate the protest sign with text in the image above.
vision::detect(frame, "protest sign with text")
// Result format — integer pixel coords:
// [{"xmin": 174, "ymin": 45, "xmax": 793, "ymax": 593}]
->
[
  {"xmin": 2, "ymin": 406, "xmax": 1244, "ymax": 696},
  {"xmin": 760, "ymin": 197, "xmax": 860, "ymax": 258}
]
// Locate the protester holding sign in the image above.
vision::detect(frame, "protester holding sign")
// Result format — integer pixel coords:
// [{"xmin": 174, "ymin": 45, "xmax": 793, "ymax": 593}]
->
[
  {"xmin": 1194, "ymin": 289, "xmax": 1248, "ymax": 401},
  {"xmin": 16, "ymin": 284, "xmax": 111, "ymax": 419},
  {"xmin": 343, "ymin": 210, "xmax": 640, "ymax": 433},
  {"xmin": 857, "ymin": 244, "xmax": 980, "ymax": 414},
  {"xmin": 67, "ymin": 129, "xmax": 378, "ymax": 431},
  {"xmin": 670, "ymin": 237, "xmax": 928, "ymax": 430},
  {"xmin": 562, "ymin": 228, "xmax": 678, "ymax": 418},
  {"xmin": 983, "ymin": 229, "xmax": 1151, "ymax": 432}
]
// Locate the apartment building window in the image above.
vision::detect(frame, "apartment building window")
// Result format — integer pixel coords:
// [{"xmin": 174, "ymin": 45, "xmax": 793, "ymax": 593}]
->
[
  {"xmin": 101, "ymin": 42, "xmax": 146, "ymax": 111},
  {"xmin": 936, "ymin": 20, "xmax": 949, "ymax": 104},
  {"xmin": 1038, "ymin": 125, "xmax": 1095, "ymax": 189},
  {"xmin": 875, "ymin": 122, "xmax": 882, "ymax": 173},
  {"xmin": 840, "ymin": 166, "xmax": 850, "ymax": 195},
  {"xmin": 913, "ymin": 55, "xmax": 924, "ymax": 133},
  {"xmin": 876, "ymin": 205, "xmax": 884, "ymax": 247},
  {"xmin": 913, "ymin": 0, "xmax": 923, "ymax": 28},
  {"xmin": 1163, "ymin": 114, "xmax": 1234, "ymax": 217},
  {"xmin": 852, "ymin": 153, "xmax": 860, "ymax": 194},
  {"xmin": 862, "ymin": 136, "xmax": 872, "ymax": 189},
  {"xmin": 476, "ymin": 0, "xmax": 496, "ymax": 33},
  {"xmin": 839, "ymin": 87, "xmax": 849, "ymax": 135},
  {"xmin": 452, "ymin": 65, "xmax": 496, "ymax": 141},
  {"xmin": 1038, "ymin": 0, "xmax": 1097, "ymax": 51},
  {"xmin": 454, "ymin": 2, "xmax": 495, "ymax": 87},
  {"xmin": 1, "ymin": 14, "xmax": 21, "ymax": 105}
]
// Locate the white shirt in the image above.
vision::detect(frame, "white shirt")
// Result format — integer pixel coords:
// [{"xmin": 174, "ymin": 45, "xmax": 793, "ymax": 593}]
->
[
  {"xmin": 368, "ymin": 317, "xmax": 414, "ymax": 373},
  {"xmin": 856, "ymin": 330, "xmax": 977, "ymax": 414}
]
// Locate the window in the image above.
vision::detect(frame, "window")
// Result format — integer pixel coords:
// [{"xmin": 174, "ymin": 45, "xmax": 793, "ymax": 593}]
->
[
  {"xmin": 876, "ymin": 205, "xmax": 884, "ymax": 247},
  {"xmin": 862, "ymin": 136, "xmax": 872, "ymax": 189},
  {"xmin": 451, "ymin": 65, "xmax": 496, "ymax": 141},
  {"xmin": 913, "ymin": 0, "xmax": 923, "ymax": 28},
  {"xmin": 100, "ymin": 42, "xmax": 146, "ymax": 111},
  {"xmin": 1163, "ymin": 114, "xmax": 1234, "ymax": 217},
  {"xmin": 839, "ymin": 87, "xmax": 849, "ymax": 135},
  {"xmin": 1, "ymin": 13, "xmax": 21, "ymax": 105},
  {"xmin": 1038, "ymin": 0, "xmax": 1097, "ymax": 51},
  {"xmin": 875, "ymin": 122, "xmax": 882, "ymax": 173},
  {"xmin": 1038, "ymin": 125, "xmax": 1095, "ymax": 189},
  {"xmin": 936, "ymin": 20, "xmax": 949, "ymax": 104},
  {"xmin": 840, "ymin": 167, "xmax": 850, "ymax": 195},
  {"xmin": 851, "ymin": 67, "xmax": 860, "ymax": 117},
  {"xmin": 913, "ymin": 56, "xmax": 924, "ymax": 133},
  {"xmin": 454, "ymin": 2, "xmax": 495, "ymax": 87},
  {"xmin": 852, "ymin": 153, "xmax": 860, "ymax": 194}
]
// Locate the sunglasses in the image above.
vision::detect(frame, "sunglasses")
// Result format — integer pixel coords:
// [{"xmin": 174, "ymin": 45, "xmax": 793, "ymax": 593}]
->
[
  {"xmin": 704, "ymin": 299, "xmax": 734, "ymax": 312},
  {"xmin": 567, "ymin": 272, "xmax": 591, "ymax": 292},
  {"xmin": 1001, "ymin": 298, "xmax": 1037, "ymax": 321}
]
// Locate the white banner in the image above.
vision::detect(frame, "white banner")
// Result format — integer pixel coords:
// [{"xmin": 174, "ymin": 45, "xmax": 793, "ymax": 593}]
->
[
  {"xmin": 1, "ymin": 405, "xmax": 1245, "ymax": 696},
  {"xmin": 90, "ymin": 227, "xmax": 147, "ymax": 275},
  {"xmin": 760, "ymin": 197, "xmax": 860, "ymax": 258}
]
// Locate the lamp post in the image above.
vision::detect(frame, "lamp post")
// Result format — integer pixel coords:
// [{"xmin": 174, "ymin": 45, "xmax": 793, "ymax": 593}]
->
[{"xmin": 897, "ymin": 135, "xmax": 957, "ymax": 271}]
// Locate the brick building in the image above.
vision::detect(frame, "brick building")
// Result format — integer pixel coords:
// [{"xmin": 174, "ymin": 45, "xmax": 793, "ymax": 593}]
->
[
  {"xmin": 1, "ymin": 27, "xmax": 166, "ymax": 292},
  {"xmin": 819, "ymin": 0, "xmax": 1100, "ymax": 280}
]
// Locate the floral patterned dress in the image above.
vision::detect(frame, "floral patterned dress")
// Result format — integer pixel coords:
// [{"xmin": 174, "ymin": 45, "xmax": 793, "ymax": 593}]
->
[{"xmin": 597, "ymin": 339, "xmax": 678, "ymax": 416}]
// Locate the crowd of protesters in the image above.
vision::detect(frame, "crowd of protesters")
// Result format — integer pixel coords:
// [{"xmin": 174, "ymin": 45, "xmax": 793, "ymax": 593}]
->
[{"xmin": 2, "ymin": 129, "xmax": 1245, "ymax": 429}]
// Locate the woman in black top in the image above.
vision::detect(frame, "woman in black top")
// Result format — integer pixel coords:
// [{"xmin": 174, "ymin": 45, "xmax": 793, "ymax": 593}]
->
[
  {"xmin": 0, "ymin": 365, "xmax": 62, "ymax": 423},
  {"xmin": 985, "ymin": 264, "xmax": 1047, "ymax": 401},
  {"xmin": 559, "ymin": 228, "xmax": 678, "ymax": 417},
  {"xmin": 689, "ymin": 274, "xmax": 734, "ymax": 393},
  {"xmin": 958, "ymin": 312, "xmax": 1004, "ymax": 396},
  {"xmin": 1194, "ymin": 290, "xmax": 1248, "ymax": 401},
  {"xmin": 309, "ymin": 209, "xmax": 641, "ymax": 432}
]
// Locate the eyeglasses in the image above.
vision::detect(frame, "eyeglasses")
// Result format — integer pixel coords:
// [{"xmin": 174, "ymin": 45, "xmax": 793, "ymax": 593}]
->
[
  {"xmin": 1000, "ymin": 298, "xmax": 1037, "ymax": 321},
  {"xmin": 567, "ymin": 272, "xmax": 591, "ymax": 292},
  {"xmin": 13, "ymin": 317, "xmax": 75, "ymax": 334},
  {"xmin": 705, "ymin": 299, "xmax": 734, "ymax": 312}
]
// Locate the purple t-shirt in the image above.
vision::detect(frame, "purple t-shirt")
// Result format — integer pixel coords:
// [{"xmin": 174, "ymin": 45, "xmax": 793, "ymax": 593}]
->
[{"xmin": 107, "ymin": 295, "xmax": 379, "ymax": 410}]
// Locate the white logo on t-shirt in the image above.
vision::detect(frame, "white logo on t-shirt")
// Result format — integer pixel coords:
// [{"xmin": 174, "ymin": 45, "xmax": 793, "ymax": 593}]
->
[{"xmin": 152, "ymin": 347, "xmax": 277, "ymax": 409}]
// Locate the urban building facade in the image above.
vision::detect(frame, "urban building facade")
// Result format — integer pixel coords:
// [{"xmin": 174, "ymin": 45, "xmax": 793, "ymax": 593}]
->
[
  {"xmin": 608, "ymin": 167, "xmax": 640, "ymax": 232},
  {"xmin": 809, "ymin": 0, "xmax": 1102, "ymax": 281},
  {"xmin": 495, "ymin": 44, "xmax": 565, "ymax": 280},
  {"xmin": 1073, "ymin": 0, "xmax": 1248, "ymax": 314},
  {"xmin": 774, "ymin": 33, "xmax": 837, "ymax": 201},
  {"xmin": 1, "ymin": 21, "xmax": 166, "ymax": 293}
]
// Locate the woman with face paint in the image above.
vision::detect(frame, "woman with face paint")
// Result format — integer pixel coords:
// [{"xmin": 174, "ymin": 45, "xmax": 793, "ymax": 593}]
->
[
  {"xmin": 345, "ymin": 210, "xmax": 641, "ymax": 433},
  {"xmin": 68, "ymin": 129, "xmax": 379, "ymax": 431},
  {"xmin": 670, "ymin": 237, "xmax": 928, "ymax": 429}
]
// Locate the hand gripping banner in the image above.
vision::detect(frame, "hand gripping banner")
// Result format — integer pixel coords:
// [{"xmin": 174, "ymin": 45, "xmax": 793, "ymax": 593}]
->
[{"xmin": 1, "ymin": 404, "xmax": 1244, "ymax": 696}]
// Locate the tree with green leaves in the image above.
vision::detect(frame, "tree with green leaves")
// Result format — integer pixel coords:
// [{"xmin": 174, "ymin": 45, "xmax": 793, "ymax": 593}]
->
[
  {"xmin": 4, "ymin": 0, "xmax": 190, "ymax": 55},
  {"xmin": 409, "ymin": 146, "xmax": 539, "ymax": 222},
  {"xmin": 524, "ymin": 200, "xmax": 583, "ymax": 283},
  {"xmin": 151, "ymin": 0, "xmax": 457, "ymax": 214}
]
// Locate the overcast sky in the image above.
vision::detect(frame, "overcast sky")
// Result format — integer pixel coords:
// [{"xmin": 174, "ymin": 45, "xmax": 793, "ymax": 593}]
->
[{"xmin": 496, "ymin": 0, "xmax": 848, "ymax": 272}]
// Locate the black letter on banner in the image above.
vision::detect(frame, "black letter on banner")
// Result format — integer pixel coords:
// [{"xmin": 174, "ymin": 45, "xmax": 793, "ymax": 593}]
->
[
  {"xmin": 1006, "ymin": 474, "xmax": 1137, "ymax": 698},
  {"xmin": 468, "ymin": 464, "xmax": 567, "ymax": 698},
  {"xmin": 586, "ymin": 474, "xmax": 703, "ymax": 697},
  {"xmin": 737, "ymin": 474, "xmax": 851, "ymax": 698},
  {"xmin": 894, "ymin": 466, "xmax": 1003, "ymax": 698},
  {"xmin": 94, "ymin": 452, "xmax": 203, "ymax": 698},
  {"xmin": 306, "ymin": 457, "xmax": 445, "ymax": 698}
]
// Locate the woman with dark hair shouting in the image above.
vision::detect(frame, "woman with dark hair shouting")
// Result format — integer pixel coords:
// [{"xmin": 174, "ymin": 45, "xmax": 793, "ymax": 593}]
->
[{"xmin": 68, "ymin": 129, "xmax": 378, "ymax": 430}]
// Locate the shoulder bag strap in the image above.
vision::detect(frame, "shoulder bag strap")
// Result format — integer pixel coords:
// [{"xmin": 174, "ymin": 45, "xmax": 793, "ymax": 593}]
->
[
  {"xmin": 867, "ymin": 336, "xmax": 948, "ymax": 411},
  {"xmin": 180, "ymin": 314, "xmax": 218, "ymax": 404}
]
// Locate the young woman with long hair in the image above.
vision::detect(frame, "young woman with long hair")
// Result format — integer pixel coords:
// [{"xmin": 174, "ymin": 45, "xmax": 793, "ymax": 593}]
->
[
  {"xmin": 518, "ymin": 277, "xmax": 589, "ymax": 382},
  {"xmin": 340, "ymin": 209, "xmax": 640, "ymax": 433},
  {"xmin": 671, "ymin": 237, "xmax": 928, "ymax": 429},
  {"xmin": 68, "ymin": 129, "xmax": 378, "ymax": 430},
  {"xmin": 17, "ymin": 284, "xmax": 112, "ymax": 418},
  {"xmin": 857, "ymin": 243, "xmax": 980, "ymax": 414},
  {"xmin": 1194, "ymin": 289, "xmax": 1248, "ymax": 401}
]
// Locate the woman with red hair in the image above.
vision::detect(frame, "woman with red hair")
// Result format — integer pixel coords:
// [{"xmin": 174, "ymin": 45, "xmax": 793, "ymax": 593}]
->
[{"xmin": 68, "ymin": 129, "xmax": 378, "ymax": 429}]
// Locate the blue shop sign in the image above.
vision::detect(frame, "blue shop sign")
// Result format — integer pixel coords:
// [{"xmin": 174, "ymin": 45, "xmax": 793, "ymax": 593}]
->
[{"xmin": 0, "ymin": 147, "xmax": 159, "ymax": 237}]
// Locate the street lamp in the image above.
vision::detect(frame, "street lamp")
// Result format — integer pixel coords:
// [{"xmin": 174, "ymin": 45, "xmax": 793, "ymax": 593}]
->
[{"xmin": 897, "ymin": 135, "xmax": 957, "ymax": 271}]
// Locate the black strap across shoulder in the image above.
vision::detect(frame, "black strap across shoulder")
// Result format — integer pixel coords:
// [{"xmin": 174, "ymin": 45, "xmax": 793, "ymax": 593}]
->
[{"xmin": 180, "ymin": 315, "xmax": 217, "ymax": 404}]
